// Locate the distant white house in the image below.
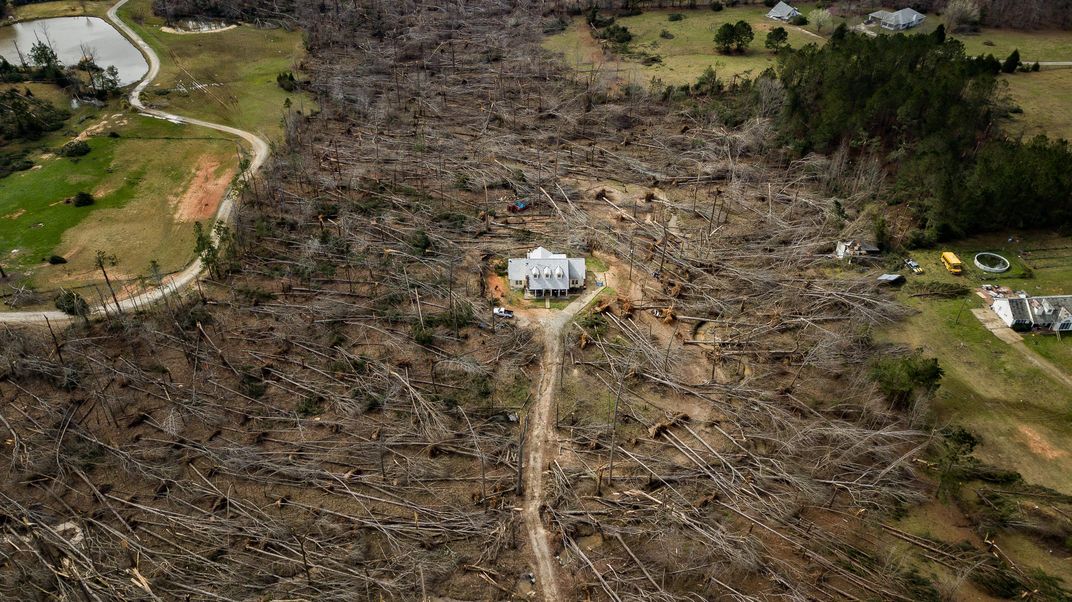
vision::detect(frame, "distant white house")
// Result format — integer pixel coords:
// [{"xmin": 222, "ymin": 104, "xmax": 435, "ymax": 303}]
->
[
  {"xmin": 507, "ymin": 247, "xmax": 586, "ymax": 298},
  {"xmin": 767, "ymin": 1, "xmax": 801, "ymax": 21},
  {"xmin": 992, "ymin": 295, "xmax": 1072, "ymax": 332},
  {"xmin": 868, "ymin": 7, "xmax": 926, "ymax": 30}
]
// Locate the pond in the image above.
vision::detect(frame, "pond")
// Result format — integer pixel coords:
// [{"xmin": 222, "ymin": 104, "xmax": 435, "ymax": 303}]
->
[{"xmin": 0, "ymin": 17, "xmax": 148, "ymax": 86}]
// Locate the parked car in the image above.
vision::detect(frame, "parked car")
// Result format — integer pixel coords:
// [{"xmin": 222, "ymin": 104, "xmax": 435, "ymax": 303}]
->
[
  {"xmin": 507, "ymin": 200, "xmax": 529, "ymax": 213},
  {"xmin": 903, "ymin": 258, "xmax": 924, "ymax": 274},
  {"xmin": 493, "ymin": 307, "xmax": 514, "ymax": 318}
]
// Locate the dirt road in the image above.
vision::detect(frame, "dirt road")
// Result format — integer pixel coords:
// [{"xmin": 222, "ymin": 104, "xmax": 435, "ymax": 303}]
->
[
  {"xmin": 522, "ymin": 285, "xmax": 604, "ymax": 602},
  {"xmin": 0, "ymin": 0, "xmax": 270, "ymax": 325}
]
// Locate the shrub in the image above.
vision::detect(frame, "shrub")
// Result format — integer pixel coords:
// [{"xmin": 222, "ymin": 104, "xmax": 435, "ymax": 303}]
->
[
  {"xmin": 668, "ymin": 13, "xmax": 684, "ymax": 21},
  {"xmin": 597, "ymin": 23, "xmax": 633, "ymax": 44},
  {"xmin": 709, "ymin": 1, "xmax": 723, "ymax": 11},
  {"xmin": 871, "ymin": 353, "xmax": 943, "ymax": 408},
  {"xmin": 47, "ymin": 255, "xmax": 67, "ymax": 265},
  {"xmin": 60, "ymin": 140, "xmax": 90, "ymax": 157},
  {"xmin": 73, "ymin": 192, "xmax": 95, "ymax": 207},
  {"xmin": 55, "ymin": 289, "xmax": 89, "ymax": 317},
  {"xmin": 585, "ymin": 7, "xmax": 615, "ymax": 28},
  {"xmin": 276, "ymin": 71, "xmax": 298, "ymax": 92},
  {"xmin": 296, "ymin": 396, "xmax": 324, "ymax": 417},
  {"xmin": 765, "ymin": 26, "xmax": 789, "ymax": 51},
  {"xmin": 1001, "ymin": 49, "xmax": 1020, "ymax": 73},
  {"xmin": 659, "ymin": 29, "xmax": 674, "ymax": 39},
  {"xmin": 790, "ymin": 14, "xmax": 808, "ymax": 26}
]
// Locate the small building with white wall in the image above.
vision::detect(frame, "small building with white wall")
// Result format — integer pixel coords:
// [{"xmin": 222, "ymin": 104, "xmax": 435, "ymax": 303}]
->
[{"xmin": 507, "ymin": 247, "xmax": 586, "ymax": 298}]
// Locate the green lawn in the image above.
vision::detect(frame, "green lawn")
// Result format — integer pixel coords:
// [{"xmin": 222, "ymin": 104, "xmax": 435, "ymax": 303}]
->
[
  {"xmin": 10, "ymin": 0, "xmax": 112, "ymax": 21},
  {"xmin": 884, "ymin": 232, "xmax": 1072, "ymax": 493},
  {"xmin": 954, "ymin": 28, "xmax": 1072, "ymax": 62},
  {"xmin": 1003, "ymin": 69, "xmax": 1072, "ymax": 142},
  {"xmin": 118, "ymin": 0, "xmax": 311, "ymax": 141},
  {"xmin": 545, "ymin": 4, "xmax": 831, "ymax": 85},
  {"xmin": 0, "ymin": 114, "xmax": 235, "ymax": 296}
]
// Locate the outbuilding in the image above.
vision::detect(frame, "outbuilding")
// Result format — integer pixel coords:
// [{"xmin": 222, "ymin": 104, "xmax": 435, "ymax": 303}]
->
[{"xmin": 766, "ymin": 1, "xmax": 801, "ymax": 21}]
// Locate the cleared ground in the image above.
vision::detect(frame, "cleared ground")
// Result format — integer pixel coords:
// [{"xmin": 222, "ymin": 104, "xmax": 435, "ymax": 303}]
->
[{"xmin": 117, "ymin": 0, "xmax": 310, "ymax": 141}]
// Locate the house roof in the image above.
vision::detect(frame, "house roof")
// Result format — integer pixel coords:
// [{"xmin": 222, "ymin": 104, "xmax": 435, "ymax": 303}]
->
[
  {"xmin": 892, "ymin": 7, "xmax": 924, "ymax": 24},
  {"xmin": 767, "ymin": 1, "xmax": 799, "ymax": 19},
  {"xmin": 1028, "ymin": 296, "xmax": 1072, "ymax": 325},
  {"xmin": 508, "ymin": 248, "xmax": 586, "ymax": 291},
  {"xmin": 877, "ymin": 274, "xmax": 905, "ymax": 284},
  {"xmin": 872, "ymin": 8, "xmax": 924, "ymax": 25},
  {"xmin": 1006, "ymin": 297, "xmax": 1031, "ymax": 322}
]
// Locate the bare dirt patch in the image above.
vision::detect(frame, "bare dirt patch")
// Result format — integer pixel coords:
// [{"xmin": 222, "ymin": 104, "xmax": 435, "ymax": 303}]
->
[
  {"xmin": 173, "ymin": 157, "xmax": 236, "ymax": 222},
  {"xmin": 76, "ymin": 114, "xmax": 128, "ymax": 142},
  {"xmin": 4, "ymin": 209, "xmax": 26, "ymax": 220},
  {"xmin": 1017, "ymin": 425, "xmax": 1068, "ymax": 460}
]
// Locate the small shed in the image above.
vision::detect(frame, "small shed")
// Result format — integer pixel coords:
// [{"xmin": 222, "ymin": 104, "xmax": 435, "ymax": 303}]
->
[
  {"xmin": 876, "ymin": 274, "xmax": 905, "ymax": 286},
  {"xmin": 836, "ymin": 240, "xmax": 881, "ymax": 260}
]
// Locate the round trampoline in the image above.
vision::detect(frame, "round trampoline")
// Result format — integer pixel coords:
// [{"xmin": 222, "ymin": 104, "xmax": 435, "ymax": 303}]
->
[{"xmin": 973, "ymin": 252, "xmax": 1010, "ymax": 273}]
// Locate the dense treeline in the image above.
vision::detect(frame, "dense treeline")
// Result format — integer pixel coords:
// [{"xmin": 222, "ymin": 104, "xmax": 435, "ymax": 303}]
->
[
  {"xmin": 779, "ymin": 26, "xmax": 1072, "ymax": 239},
  {"xmin": 150, "ymin": 0, "xmax": 296, "ymax": 23}
]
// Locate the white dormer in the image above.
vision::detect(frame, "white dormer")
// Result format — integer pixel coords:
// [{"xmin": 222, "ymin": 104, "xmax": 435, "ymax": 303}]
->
[
  {"xmin": 543, "ymin": 267, "xmax": 551, "ymax": 278},
  {"xmin": 531, "ymin": 267, "xmax": 539, "ymax": 279},
  {"xmin": 554, "ymin": 267, "xmax": 564, "ymax": 279}
]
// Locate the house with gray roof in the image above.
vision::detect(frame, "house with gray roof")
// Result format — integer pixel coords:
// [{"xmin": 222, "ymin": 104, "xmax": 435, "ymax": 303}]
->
[
  {"xmin": 766, "ymin": 1, "xmax": 801, "ymax": 21},
  {"xmin": 992, "ymin": 295, "xmax": 1072, "ymax": 332},
  {"xmin": 868, "ymin": 7, "xmax": 926, "ymax": 30},
  {"xmin": 507, "ymin": 247, "xmax": 586, "ymax": 298}
]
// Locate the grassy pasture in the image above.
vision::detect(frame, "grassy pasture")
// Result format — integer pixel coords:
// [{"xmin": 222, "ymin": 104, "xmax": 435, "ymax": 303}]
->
[
  {"xmin": 10, "ymin": 0, "xmax": 112, "ymax": 21},
  {"xmin": 545, "ymin": 4, "xmax": 829, "ymax": 85},
  {"xmin": 117, "ymin": 0, "xmax": 310, "ymax": 141},
  {"xmin": 1002, "ymin": 69, "xmax": 1072, "ymax": 142},
  {"xmin": 0, "ymin": 114, "xmax": 235, "ymax": 292}
]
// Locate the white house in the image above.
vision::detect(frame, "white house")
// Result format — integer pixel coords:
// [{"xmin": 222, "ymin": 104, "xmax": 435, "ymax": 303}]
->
[
  {"xmin": 766, "ymin": 1, "xmax": 801, "ymax": 21},
  {"xmin": 992, "ymin": 295, "xmax": 1072, "ymax": 332},
  {"xmin": 868, "ymin": 7, "xmax": 926, "ymax": 30},
  {"xmin": 507, "ymin": 247, "xmax": 586, "ymax": 298}
]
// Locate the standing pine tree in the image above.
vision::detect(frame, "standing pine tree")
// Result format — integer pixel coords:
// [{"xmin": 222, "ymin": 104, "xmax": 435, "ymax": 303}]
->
[{"xmin": 1002, "ymin": 49, "xmax": 1021, "ymax": 73}]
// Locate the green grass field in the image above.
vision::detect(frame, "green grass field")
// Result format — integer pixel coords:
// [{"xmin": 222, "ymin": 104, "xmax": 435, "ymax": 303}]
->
[
  {"xmin": 954, "ymin": 28, "xmax": 1072, "ymax": 62},
  {"xmin": 1003, "ymin": 69, "xmax": 1072, "ymax": 141},
  {"xmin": 10, "ymin": 0, "xmax": 112, "ymax": 21},
  {"xmin": 0, "ymin": 114, "xmax": 236, "ymax": 292},
  {"xmin": 883, "ymin": 232, "xmax": 1072, "ymax": 493},
  {"xmin": 545, "ymin": 4, "xmax": 830, "ymax": 85},
  {"xmin": 118, "ymin": 0, "xmax": 311, "ymax": 141}
]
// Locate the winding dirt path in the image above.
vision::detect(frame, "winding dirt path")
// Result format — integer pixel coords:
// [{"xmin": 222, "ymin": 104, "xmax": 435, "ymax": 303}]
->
[
  {"xmin": 522, "ymin": 285, "xmax": 604, "ymax": 601},
  {"xmin": 0, "ymin": 0, "xmax": 270, "ymax": 324}
]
